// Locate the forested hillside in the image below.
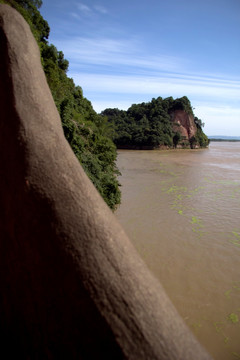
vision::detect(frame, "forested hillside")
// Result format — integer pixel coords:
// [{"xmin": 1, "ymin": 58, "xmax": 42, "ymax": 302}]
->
[
  {"xmin": 102, "ymin": 96, "xmax": 209, "ymax": 149},
  {"xmin": 1, "ymin": 0, "xmax": 121, "ymax": 209}
]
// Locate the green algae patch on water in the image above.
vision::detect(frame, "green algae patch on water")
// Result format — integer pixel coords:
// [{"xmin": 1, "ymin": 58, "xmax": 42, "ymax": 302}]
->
[
  {"xmin": 214, "ymin": 321, "xmax": 224, "ymax": 333},
  {"xmin": 192, "ymin": 321, "xmax": 202, "ymax": 333},
  {"xmin": 229, "ymin": 230, "xmax": 240, "ymax": 247},
  {"xmin": 176, "ymin": 194, "xmax": 183, "ymax": 200},
  {"xmin": 189, "ymin": 186, "xmax": 205, "ymax": 194},
  {"xmin": 166, "ymin": 185, "xmax": 187, "ymax": 194},
  {"xmin": 228, "ymin": 313, "xmax": 239, "ymax": 324},
  {"xmin": 232, "ymin": 352, "xmax": 240, "ymax": 359},
  {"xmin": 224, "ymin": 282, "xmax": 240, "ymax": 300},
  {"xmin": 224, "ymin": 336, "xmax": 230, "ymax": 344},
  {"xmin": 225, "ymin": 289, "xmax": 232, "ymax": 299},
  {"xmin": 191, "ymin": 216, "xmax": 203, "ymax": 227},
  {"xmin": 191, "ymin": 216, "xmax": 200, "ymax": 224}
]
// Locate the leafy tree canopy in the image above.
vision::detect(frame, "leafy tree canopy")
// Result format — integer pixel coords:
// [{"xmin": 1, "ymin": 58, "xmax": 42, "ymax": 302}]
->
[
  {"xmin": 15, "ymin": 0, "xmax": 43, "ymax": 9},
  {"xmin": 102, "ymin": 96, "xmax": 208, "ymax": 149}
]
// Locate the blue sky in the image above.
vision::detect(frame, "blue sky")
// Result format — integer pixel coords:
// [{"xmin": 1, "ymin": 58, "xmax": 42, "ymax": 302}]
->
[{"xmin": 41, "ymin": 0, "xmax": 240, "ymax": 136}]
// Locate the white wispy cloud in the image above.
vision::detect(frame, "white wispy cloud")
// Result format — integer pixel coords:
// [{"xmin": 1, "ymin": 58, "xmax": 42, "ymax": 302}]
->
[
  {"xmin": 69, "ymin": 72, "xmax": 240, "ymax": 101},
  {"xmin": 55, "ymin": 36, "xmax": 240, "ymax": 88},
  {"xmin": 77, "ymin": 3, "xmax": 91, "ymax": 14},
  {"xmin": 55, "ymin": 36, "xmax": 185, "ymax": 73},
  {"xmin": 94, "ymin": 5, "xmax": 108, "ymax": 14},
  {"xmin": 52, "ymin": 33, "xmax": 239, "ymax": 100},
  {"xmin": 72, "ymin": 3, "xmax": 108, "ymax": 18},
  {"xmin": 70, "ymin": 12, "xmax": 81, "ymax": 20}
]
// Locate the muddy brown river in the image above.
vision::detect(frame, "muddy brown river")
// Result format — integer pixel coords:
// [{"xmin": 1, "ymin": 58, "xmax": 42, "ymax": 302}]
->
[{"xmin": 115, "ymin": 142, "xmax": 240, "ymax": 360}]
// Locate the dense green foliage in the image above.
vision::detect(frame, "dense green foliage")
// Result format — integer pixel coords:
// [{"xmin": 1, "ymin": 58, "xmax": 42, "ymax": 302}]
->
[
  {"xmin": 191, "ymin": 117, "xmax": 209, "ymax": 148},
  {"xmin": 2, "ymin": 0, "xmax": 121, "ymax": 209},
  {"xmin": 102, "ymin": 96, "xmax": 208, "ymax": 149}
]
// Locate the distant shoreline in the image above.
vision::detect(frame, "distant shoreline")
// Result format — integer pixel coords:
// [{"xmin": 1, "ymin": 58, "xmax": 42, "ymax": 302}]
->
[
  {"xmin": 208, "ymin": 136, "xmax": 240, "ymax": 142},
  {"xmin": 209, "ymin": 139, "xmax": 240, "ymax": 142}
]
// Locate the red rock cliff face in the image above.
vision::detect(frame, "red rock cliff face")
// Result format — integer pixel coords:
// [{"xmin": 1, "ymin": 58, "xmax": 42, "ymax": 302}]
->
[{"xmin": 170, "ymin": 110, "xmax": 197, "ymax": 141}]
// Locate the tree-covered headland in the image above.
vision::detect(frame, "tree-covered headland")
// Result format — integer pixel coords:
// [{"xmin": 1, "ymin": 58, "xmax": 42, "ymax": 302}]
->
[
  {"xmin": 1, "ymin": 0, "xmax": 121, "ymax": 209},
  {"xmin": 102, "ymin": 96, "xmax": 209, "ymax": 149}
]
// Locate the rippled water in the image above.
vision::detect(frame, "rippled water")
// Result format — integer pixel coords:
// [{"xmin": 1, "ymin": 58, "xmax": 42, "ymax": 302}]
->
[{"xmin": 115, "ymin": 142, "xmax": 240, "ymax": 360}]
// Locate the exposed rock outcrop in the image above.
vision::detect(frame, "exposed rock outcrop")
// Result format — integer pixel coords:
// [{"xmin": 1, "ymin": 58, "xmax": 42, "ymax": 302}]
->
[
  {"xmin": 0, "ymin": 4, "xmax": 212, "ymax": 359},
  {"xmin": 170, "ymin": 110, "xmax": 197, "ymax": 147}
]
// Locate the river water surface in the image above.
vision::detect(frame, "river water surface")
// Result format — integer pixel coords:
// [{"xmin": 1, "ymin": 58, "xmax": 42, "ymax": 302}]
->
[{"xmin": 115, "ymin": 142, "xmax": 240, "ymax": 360}]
